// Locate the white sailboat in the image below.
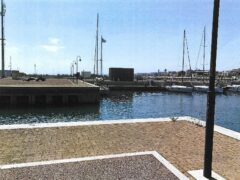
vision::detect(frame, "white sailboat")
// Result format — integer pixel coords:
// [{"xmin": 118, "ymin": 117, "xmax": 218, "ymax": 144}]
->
[
  {"xmin": 194, "ymin": 85, "xmax": 223, "ymax": 93},
  {"xmin": 166, "ymin": 85, "xmax": 193, "ymax": 93},
  {"xmin": 225, "ymin": 84, "xmax": 240, "ymax": 93},
  {"xmin": 166, "ymin": 30, "xmax": 193, "ymax": 93},
  {"xmin": 193, "ymin": 27, "xmax": 223, "ymax": 94}
]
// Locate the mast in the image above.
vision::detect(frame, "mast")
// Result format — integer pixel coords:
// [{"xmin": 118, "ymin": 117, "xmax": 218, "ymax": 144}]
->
[
  {"xmin": 100, "ymin": 36, "xmax": 106, "ymax": 76},
  {"xmin": 185, "ymin": 34, "xmax": 192, "ymax": 81},
  {"xmin": 96, "ymin": 13, "xmax": 99, "ymax": 75},
  {"xmin": 93, "ymin": 43, "xmax": 96, "ymax": 74},
  {"xmin": 1, "ymin": 0, "xmax": 6, "ymax": 78},
  {"xmin": 203, "ymin": 26, "xmax": 206, "ymax": 82},
  {"xmin": 203, "ymin": 26, "xmax": 206, "ymax": 72},
  {"xmin": 182, "ymin": 30, "xmax": 186, "ymax": 84}
]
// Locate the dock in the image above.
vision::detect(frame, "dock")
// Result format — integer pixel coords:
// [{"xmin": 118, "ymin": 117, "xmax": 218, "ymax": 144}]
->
[{"xmin": 0, "ymin": 78, "xmax": 100, "ymax": 106}]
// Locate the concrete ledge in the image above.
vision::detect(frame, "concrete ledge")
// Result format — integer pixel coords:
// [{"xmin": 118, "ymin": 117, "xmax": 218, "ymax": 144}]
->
[{"xmin": 188, "ymin": 169, "xmax": 225, "ymax": 180}]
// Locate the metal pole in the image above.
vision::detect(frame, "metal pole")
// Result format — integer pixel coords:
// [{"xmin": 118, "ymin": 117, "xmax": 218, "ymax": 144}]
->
[
  {"xmin": 182, "ymin": 30, "xmax": 186, "ymax": 84},
  {"xmin": 96, "ymin": 13, "xmax": 99, "ymax": 75},
  {"xmin": 100, "ymin": 36, "xmax": 103, "ymax": 76},
  {"xmin": 1, "ymin": 0, "xmax": 5, "ymax": 78},
  {"xmin": 203, "ymin": 26, "xmax": 206, "ymax": 73},
  {"xmin": 204, "ymin": 0, "xmax": 220, "ymax": 178},
  {"xmin": 72, "ymin": 63, "xmax": 74, "ymax": 82},
  {"xmin": 75, "ymin": 56, "xmax": 81, "ymax": 84},
  {"xmin": 9, "ymin": 56, "xmax": 12, "ymax": 75}
]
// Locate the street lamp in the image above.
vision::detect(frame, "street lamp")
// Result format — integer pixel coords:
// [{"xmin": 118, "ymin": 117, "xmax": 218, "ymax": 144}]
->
[
  {"xmin": 75, "ymin": 56, "xmax": 81, "ymax": 83},
  {"xmin": 72, "ymin": 62, "xmax": 75, "ymax": 81}
]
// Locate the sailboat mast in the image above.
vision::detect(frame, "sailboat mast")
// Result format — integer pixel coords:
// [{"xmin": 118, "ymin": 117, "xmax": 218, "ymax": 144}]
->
[
  {"xmin": 96, "ymin": 13, "xmax": 99, "ymax": 75},
  {"xmin": 182, "ymin": 30, "xmax": 186, "ymax": 84},
  {"xmin": 203, "ymin": 26, "xmax": 206, "ymax": 72}
]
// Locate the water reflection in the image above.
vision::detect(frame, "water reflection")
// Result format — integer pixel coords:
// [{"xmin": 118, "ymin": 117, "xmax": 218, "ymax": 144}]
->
[
  {"xmin": 0, "ymin": 92, "xmax": 239, "ymax": 132},
  {"xmin": 0, "ymin": 105, "xmax": 100, "ymax": 124}
]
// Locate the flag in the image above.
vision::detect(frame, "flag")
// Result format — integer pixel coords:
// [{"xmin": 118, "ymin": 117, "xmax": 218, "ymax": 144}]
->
[{"xmin": 101, "ymin": 37, "xmax": 106, "ymax": 43}]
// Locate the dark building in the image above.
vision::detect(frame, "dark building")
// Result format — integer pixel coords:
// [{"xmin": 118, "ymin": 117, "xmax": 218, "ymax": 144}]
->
[{"xmin": 109, "ymin": 68, "xmax": 134, "ymax": 81}]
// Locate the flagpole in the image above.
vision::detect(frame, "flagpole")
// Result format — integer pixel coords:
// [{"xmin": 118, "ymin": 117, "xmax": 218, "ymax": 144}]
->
[{"xmin": 100, "ymin": 36, "xmax": 103, "ymax": 76}]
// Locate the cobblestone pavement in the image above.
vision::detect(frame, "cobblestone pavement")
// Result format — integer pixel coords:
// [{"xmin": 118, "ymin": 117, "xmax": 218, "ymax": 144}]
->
[{"xmin": 0, "ymin": 121, "xmax": 239, "ymax": 179}]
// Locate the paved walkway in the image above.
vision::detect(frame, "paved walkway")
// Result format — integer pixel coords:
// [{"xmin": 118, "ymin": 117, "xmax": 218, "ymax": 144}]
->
[{"xmin": 0, "ymin": 119, "xmax": 239, "ymax": 179}]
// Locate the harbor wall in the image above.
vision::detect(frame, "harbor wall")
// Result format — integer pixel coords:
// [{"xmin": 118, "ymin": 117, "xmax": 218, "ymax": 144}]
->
[{"xmin": 0, "ymin": 86, "xmax": 100, "ymax": 106}]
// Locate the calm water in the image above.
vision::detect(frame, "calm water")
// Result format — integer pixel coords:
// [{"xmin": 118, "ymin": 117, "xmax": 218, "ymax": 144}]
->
[{"xmin": 0, "ymin": 92, "xmax": 239, "ymax": 132}]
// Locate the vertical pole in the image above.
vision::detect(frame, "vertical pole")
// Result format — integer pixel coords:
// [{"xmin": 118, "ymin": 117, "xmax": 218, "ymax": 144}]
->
[
  {"xmin": 1, "ymin": 0, "xmax": 5, "ymax": 78},
  {"xmin": 72, "ymin": 63, "xmax": 74, "ymax": 82},
  {"xmin": 76, "ymin": 59, "xmax": 78, "ymax": 84},
  {"xmin": 182, "ymin": 30, "xmax": 185, "ymax": 84},
  {"xmin": 9, "ymin": 56, "xmax": 12, "ymax": 75},
  {"xmin": 203, "ymin": 26, "xmax": 206, "ymax": 83},
  {"xmin": 100, "ymin": 36, "xmax": 103, "ymax": 76},
  {"xmin": 96, "ymin": 13, "xmax": 99, "ymax": 75},
  {"xmin": 203, "ymin": 26, "xmax": 206, "ymax": 73},
  {"xmin": 204, "ymin": 0, "xmax": 220, "ymax": 178}
]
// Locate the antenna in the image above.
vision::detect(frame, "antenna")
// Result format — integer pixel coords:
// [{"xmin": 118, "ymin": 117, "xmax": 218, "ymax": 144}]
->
[{"xmin": 1, "ymin": 0, "xmax": 6, "ymax": 78}]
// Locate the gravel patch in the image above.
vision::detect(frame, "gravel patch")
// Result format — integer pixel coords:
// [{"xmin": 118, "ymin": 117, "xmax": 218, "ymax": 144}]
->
[{"xmin": 0, "ymin": 155, "xmax": 179, "ymax": 180}]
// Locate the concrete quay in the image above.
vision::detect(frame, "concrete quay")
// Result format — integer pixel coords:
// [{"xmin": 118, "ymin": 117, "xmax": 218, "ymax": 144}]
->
[{"xmin": 0, "ymin": 78, "xmax": 100, "ymax": 106}]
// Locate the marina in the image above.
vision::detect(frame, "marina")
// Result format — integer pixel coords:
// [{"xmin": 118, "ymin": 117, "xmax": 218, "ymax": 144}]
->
[
  {"xmin": 0, "ymin": 91, "xmax": 239, "ymax": 132},
  {"xmin": 0, "ymin": 117, "xmax": 239, "ymax": 179},
  {"xmin": 0, "ymin": 0, "xmax": 239, "ymax": 179}
]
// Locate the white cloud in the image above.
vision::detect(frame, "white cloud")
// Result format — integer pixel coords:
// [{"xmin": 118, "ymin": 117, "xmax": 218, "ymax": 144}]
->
[
  {"xmin": 41, "ymin": 45, "xmax": 64, "ymax": 53},
  {"xmin": 41, "ymin": 38, "xmax": 64, "ymax": 53},
  {"xmin": 49, "ymin": 38, "xmax": 61, "ymax": 45}
]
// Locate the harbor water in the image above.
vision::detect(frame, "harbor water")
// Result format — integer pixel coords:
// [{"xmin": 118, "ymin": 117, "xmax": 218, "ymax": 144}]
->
[{"xmin": 0, "ymin": 92, "xmax": 239, "ymax": 132}]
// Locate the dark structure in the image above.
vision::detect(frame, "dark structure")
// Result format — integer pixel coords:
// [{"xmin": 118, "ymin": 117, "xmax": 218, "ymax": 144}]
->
[
  {"xmin": 204, "ymin": 0, "xmax": 220, "ymax": 178},
  {"xmin": 1, "ymin": 0, "xmax": 6, "ymax": 78},
  {"xmin": 109, "ymin": 68, "xmax": 134, "ymax": 81},
  {"xmin": 0, "ymin": 86, "xmax": 99, "ymax": 106}
]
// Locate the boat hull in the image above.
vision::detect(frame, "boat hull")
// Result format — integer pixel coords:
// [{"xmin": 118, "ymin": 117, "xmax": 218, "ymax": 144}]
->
[
  {"xmin": 194, "ymin": 86, "xmax": 223, "ymax": 93},
  {"xmin": 166, "ymin": 85, "xmax": 193, "ymax": 93}
]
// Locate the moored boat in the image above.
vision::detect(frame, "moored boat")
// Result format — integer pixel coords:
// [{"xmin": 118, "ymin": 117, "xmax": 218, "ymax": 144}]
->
[
  {"xmin": 225, "ymin": 85, "xmax": 240, "ymax": 93},
  {"xmin": 166, "ymin": 85, "xmax": 193, "ymax": 93},
  {"xmin": 194, "ymin": 85, "xmax": 223, "ymax": 93}
]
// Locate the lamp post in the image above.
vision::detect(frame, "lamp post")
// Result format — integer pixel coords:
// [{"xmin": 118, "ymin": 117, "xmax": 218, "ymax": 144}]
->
[
  {"xmin": 204, "ymin": 0, "xmax": 220, "ymax": 178},
  {"xmin": 70, "ymin": 65, "xmax": 72, "ymax": 78},
  {"xmin": 72, "ymin": 62, "xmax": 75, "ymax": 82},
  {"xmin": 1, "ymin": 0, "xmax": 6, "ymax": 78},
  {"xmin": 75, "ymin": 56, "xmax": 81, "ymax": 84}
]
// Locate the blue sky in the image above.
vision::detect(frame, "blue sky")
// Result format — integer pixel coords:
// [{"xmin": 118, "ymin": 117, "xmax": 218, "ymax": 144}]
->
[{"xmin": 3, "ymin": 0, "xmax": 240, "ymax": 74}]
